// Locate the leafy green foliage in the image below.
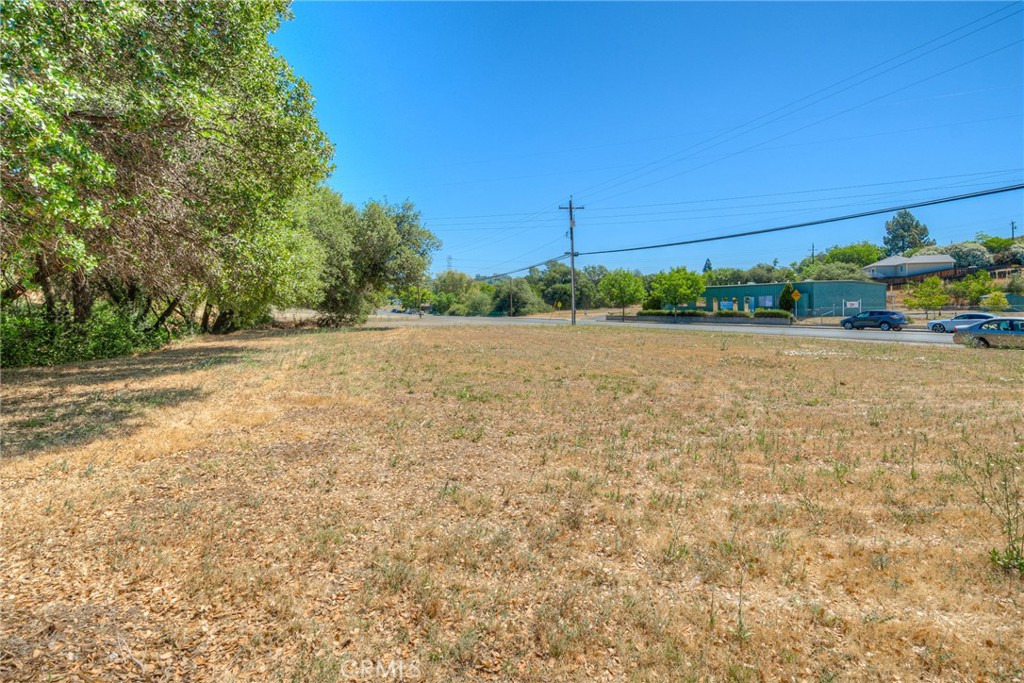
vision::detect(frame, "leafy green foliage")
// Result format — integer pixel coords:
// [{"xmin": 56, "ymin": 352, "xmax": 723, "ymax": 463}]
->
[
  {"xmin": 948, "ymin": 271, "xmax": 998, "ymax": 306},
  {"xmin": 918, "ymin": 243, "xmax": 992, "ymax": 269},
  {"xmin": 1, "ymin": 301, "xmax": 173, "ymax": 368},
  {"xmin": 598, "ymin": 269, "xmax": 646, "ymax": 316},
  {"xmin": 1006, "ymin": 273, "xmax": 1024, "ymax": 296},
  {"xmin": 295, "ymin": 188, "xmax": 439, "ymax": 325},
  {"xmin": 884, "ymin": 210, "xmax": 934, "ymax": 256},
  {"xmin": 753, "ymin": 308, "xmax": 793, "ymax": 319},
  {"xmin": 524, "ymin": 261, "xmax": 602, "ymax": 309},
  {"xmin": 904, "ymin": 276, "xmax": 948, "ymax": 314},
  {"xmin": 492, "ymin": 279, "xmax": 548, "ymax": 317},
  {"xmin": 703, "ymin": 267, "xmax": 747, "ymax": 286},
  {"xmin": 801, "ymin": 261, "xmax": 870, "ymax": 281},
  {"xmin": 651, "ymin": 268, "xmax": 705, "ymax": 311},
  {"xmin": 779, "ymin": 283, "xmax": 796, "ymax": 312},
  {"xmin": 976, "ymin": 233, "xmax": 1015, "ymax": 253},
  {"xmin": 2, "ymin": 0, "xmax": 336, "ymax": 355},
  {"xmin": 1008, "ymin": 242, "xmax": 1024, "ymax": 265},
  {"xmin": 638, "ymin": 309, "xmax": 707, "ymax": 317},
  {"xmin": 823, "ymin": 242, "xmax": 886, "ymax": 267},
  {"xmin": 982, "ymin": 291, "xmax": 1010, "ymax": 313}
]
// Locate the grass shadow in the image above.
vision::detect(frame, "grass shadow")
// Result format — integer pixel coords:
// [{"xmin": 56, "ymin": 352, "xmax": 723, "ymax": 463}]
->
[
  {"xmin": 2, "ymin": 386, "xmax": 203, "ymax": 458},
  {"xmin": 1, "ymin": 343, "xmax": 256, "ymax": 390}
]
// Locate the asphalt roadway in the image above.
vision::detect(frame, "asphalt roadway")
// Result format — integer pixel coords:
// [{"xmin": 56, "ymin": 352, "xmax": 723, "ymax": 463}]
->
[{"xmin": 370, "ymin": 313, "xmax": 956, "ymax": 346}]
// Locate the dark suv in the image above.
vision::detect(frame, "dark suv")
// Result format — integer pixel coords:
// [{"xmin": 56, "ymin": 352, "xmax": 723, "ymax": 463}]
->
[{"xmin": 840, "ymin": 310, "xmax": 907, "ymax": 331}]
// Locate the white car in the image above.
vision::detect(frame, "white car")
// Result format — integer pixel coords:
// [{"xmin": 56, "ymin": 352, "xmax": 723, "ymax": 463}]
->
[{"xmin": 928, "ymin": 312, "xmax": 996, "ymax": 333}]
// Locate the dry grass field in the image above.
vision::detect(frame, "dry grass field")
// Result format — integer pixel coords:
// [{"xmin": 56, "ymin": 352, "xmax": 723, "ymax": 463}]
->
[{"xmin": 2, "ymin": 324, "xmax": 1022, "ymax": 682}]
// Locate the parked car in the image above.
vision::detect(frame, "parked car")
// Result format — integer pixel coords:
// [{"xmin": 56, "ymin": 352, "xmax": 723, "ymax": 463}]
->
[
  {"xmin": 952, "ymin": 318, "xmax": 1024, "ymax": 348},
  {"xmin": 928, "ymin": 312, "xmax": 996, "ymax": 333},
  {"xmin": 840, "ymin": 310, "xmax": 907, "ymax": 331}
]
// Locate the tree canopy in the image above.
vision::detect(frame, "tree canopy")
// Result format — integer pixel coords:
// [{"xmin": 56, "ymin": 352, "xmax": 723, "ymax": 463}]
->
[
  {"xmin": 598, "ymin": 269, "xmax": 646, "ymax": 316},
  {"xmin": 883, "ymin": 210, "xmax": 934, "ymax": 256},
  {"xmin": 651, "ymin": 268, "xmax": 705, "ymax": 311},
  {"xmin": 823, "ymin": 242, "xmax": 886, "ymax": 267},
  {"xmin": 2, "ymin": 0, "xmax": 333, "ymax": 330}
]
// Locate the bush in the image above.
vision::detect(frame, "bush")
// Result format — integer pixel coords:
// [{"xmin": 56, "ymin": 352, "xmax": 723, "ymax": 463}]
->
[
  {"xmin": 753, "ymin": 308, "xmax": 794, "ymax": 319},
  {"xmin": 952, "ymin": 449, "xmax": 1024, "ymax": 574},
  {"xmin": 446, "ymin": 303, "xmax": 470, "ymax": 316},
  {"xmin": 1, "ymin": 302, "xmax": 171, "ymax": 368},
  {"xmin": 642, "ymin": 295, "xmax": 663, "ymax": 310},
  {"xmin": 637, "ymin": 309, "xmax": 707, "ymax": 317},
  {"xmin": 714, "ymin": 310, "xmax": 753, "ymax": 318}
]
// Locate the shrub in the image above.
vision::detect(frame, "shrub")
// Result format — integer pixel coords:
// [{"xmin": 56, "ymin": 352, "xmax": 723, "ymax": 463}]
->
[
  {"xmin": 1005, "ymin": 273, "xmax": 1024, "ymax": 296},
  {"xmin": 1, "ymin": 302, "xmax": 171, "ymax": 368},
  {"xmin": 779, "ymin": 283, "xmax": 796, "ymax": 312},
  {"xmin": 446, "ymin": 303, "xmax": 470, "ymax": 316},
  {"xmin": 714, "ymin": 310, "xmax": 753, "ymax": 318},
  {"xmin": 952, "ymin": 449, "xmax": 1024, "ymax": 574},
  {"xmin": 753, "ymin": 308, "xmax": 794, "ymax": 319},
  {"xmin": 982, "ymin": 291, "xmax": 1010, "ymax": 312},
  {"xmin": 638, "ymin": 309, "xmax": 707, "ymax": 317},
  {"xmin": 1010, "ymin": 242, "xmax": 1024, "ymax": 265}
]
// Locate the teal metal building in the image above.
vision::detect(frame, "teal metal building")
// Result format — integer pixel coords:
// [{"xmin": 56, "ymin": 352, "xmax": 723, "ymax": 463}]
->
[{"xmin": 684, "ymin": 280, "xmax": 887, "ymax": 317}]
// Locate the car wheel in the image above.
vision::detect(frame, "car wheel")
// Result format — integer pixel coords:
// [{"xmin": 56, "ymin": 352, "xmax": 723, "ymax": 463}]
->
[
  {"xmin": 894, "ymin": 326, "xmax": 903, "ymax": 331},
  {"xmin": 880, "ymin": 322, "xmax": 891, "ymax": 331},
  {"xmin": 932, "ymin": 324, "xmax": 945, "ymax": 333},
  {"xmin": 976, "ymin": 338, "xmax": 990, "ymax": 348},
  {"xmin": 842, "ymin": 321, "xmax": 853, "ymax": 330}
]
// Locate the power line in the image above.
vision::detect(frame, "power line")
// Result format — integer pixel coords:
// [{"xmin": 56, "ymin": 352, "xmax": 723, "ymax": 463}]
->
[
  {"xmin": 582, "ymin": 169, "xmax": 1023, "ymax": 213},
  {"xmin": 574, "ymin": 3, "xmax": 1022, "ymax": 203},
  {"xmin": 570, "ymin": 177, "xmax": 1023, "ymax": 224},
  {"xmin": 481, "ymin": 255, "xmax": 569, "ymax": 282},
  {"xmin": 429, "ymin": 167, "xmax": 1021, "ymax": 227},
  {"xmin": 586, "ymin": 38, "xmax": 1024, "ymax": 205},
  {"xmin": 576, "ymin": 183, "xmax": 1024, "ymax": 257}
]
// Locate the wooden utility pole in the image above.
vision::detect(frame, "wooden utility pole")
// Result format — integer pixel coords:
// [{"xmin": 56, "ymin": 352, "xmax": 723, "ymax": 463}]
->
[{"xmin": 559, "ymin": 196, "xmax": 584, "ymax": 325}]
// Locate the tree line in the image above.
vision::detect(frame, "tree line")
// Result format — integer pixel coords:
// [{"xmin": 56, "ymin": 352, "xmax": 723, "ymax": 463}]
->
[
  {"xmin": 419, "ymin": 210, "xmax": 1021, "ymax": 318},
  {"xmin": 1, "ymin": 1, "xmax": 438, "ymax": 367}
]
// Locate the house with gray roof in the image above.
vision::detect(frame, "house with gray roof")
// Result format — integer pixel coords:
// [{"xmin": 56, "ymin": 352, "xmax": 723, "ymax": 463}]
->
[{"xmin": 864, "ymin": 254, "xmax": 955, "ymax": 279}]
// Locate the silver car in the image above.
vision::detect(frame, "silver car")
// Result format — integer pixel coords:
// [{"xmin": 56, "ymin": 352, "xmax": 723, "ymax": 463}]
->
[
  {"xmin": 928, "ymin": 312, "xmax": 996, "ymax": 333},
  {"xmin": 952, "ymin": 318, "xmax": 1024, "ymax": 349}
]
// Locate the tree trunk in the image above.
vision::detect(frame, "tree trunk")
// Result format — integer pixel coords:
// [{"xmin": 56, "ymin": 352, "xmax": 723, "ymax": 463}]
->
[
  {"xmin": 70, "ymin": 268, "xmax": 94, "ymax": 324},
  {"xmin": 210, "ymin": 309, "xmax": 235, "ymax": 334},
  {"xmin": 147, "ymin": 296, "xmax": 180, "ymax": 333},
  {"xmin": 34, "ymin": 254, "xmax": 58, "ymax": 322},
  {"xmin": 200, "ymin": 302, "xmax": 212, "ymax": 333}
]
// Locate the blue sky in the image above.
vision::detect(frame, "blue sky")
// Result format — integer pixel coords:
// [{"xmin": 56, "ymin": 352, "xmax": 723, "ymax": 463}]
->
[{"xmin": 270, "ymin": 1, "xmax": 1023, "ymax": 276}]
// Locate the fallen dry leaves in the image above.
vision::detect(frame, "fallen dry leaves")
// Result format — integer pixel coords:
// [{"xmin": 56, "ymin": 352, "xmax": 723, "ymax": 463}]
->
[{"xmin": 1, "ymin": 324, "xmax": 1022, "ymax": 681}]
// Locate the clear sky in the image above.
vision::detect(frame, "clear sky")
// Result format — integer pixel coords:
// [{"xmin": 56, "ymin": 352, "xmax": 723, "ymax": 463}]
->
[{"xmin": 270, "ymin": 1, "xmax": 1024, "ymax": 276}]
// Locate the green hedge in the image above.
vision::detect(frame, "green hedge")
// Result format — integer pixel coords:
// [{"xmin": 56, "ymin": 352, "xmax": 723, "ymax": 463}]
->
[
  {"xmin": 638, "ymin": 309, "xmax": 707, "ymax": 317},
  {"xmin": 1, "ymin": 302, "xmax": 173, "ymax": 368},
  {"xmin": 714, "ymin": 310, "xmax": 752, "ymax": 318},
  {"xmin": 753, "ymin": 308, "xmax": 795, "ymax": 319}
]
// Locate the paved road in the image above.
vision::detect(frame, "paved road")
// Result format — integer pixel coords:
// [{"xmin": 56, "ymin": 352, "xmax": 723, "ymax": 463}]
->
[{"xmin": 369, "ymin": 313, "xmax": 956, "ymax": 346}]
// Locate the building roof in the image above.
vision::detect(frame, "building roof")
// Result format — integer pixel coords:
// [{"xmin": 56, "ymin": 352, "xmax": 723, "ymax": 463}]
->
[
  {"xmin": 865, "ymin": 254, "xmax": 955, "ymax": 268},
  {"xmin": 704, "ymin": 280, "xmax": 884, "ymax": 290}
]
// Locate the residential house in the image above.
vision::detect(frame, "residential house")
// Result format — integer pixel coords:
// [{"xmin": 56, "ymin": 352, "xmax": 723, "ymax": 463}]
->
[{"xmin": 864, "ymin": 254, "xmax": 955, "ymax": 279}]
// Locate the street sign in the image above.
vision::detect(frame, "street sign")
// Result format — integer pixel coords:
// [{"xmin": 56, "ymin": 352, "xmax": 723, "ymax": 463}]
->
[{"xmin": 791, "ymin": 290, "xmax": 802, "ymax": 301}]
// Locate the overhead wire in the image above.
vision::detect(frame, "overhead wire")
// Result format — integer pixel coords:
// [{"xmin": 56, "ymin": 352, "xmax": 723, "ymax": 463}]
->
[
  {"xmin": 575, "ymin": 183, "xmax": 1024, "ymax": 257},
  {"xmin": 585, "ymin": 38, "xmax": 1024, "ymax": 205},
  {"xmin": 574, "ymin": 3, "xmax": 1023, "ymax": 203}
]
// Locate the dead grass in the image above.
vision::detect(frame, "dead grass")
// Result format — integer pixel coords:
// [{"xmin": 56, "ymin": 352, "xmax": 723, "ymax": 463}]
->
[{"xmin": 1, "ymin": 325, "xmax": 1022, "ymax": 681}]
